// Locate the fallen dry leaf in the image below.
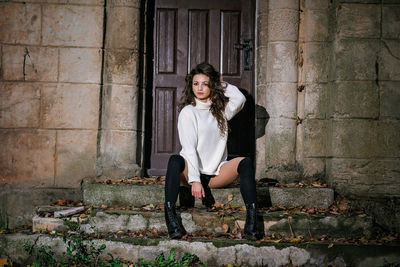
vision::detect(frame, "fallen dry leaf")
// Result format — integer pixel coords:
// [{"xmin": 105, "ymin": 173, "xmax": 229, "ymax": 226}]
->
[
  {"xmin": 222, "ymin": 223, "xmax": 229, "ymax": 233},
  {"xmin": 328, "ymin": 243, "xmax": 334, "ymax": 248},
  {"xmin": 227, "ymin": 194, "xmax": 234, "ymax": 203}
]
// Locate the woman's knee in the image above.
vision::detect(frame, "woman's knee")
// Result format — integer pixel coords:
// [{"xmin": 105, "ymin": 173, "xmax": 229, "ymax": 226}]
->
[
  {"xmin": 237, "ymin": 157, "xmax": 253, "ymax": 173},
  {"xmin": 167, "ymin": 154, "xmax": 185, "ymax": 173}
]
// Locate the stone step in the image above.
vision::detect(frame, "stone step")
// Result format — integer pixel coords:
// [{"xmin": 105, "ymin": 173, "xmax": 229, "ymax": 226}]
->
[
  {"xmin": 33, "ymin": 205, "xmax": 376, "ymax": 239},
  {"xmin": 2, "ymin": 233, "xmax": 400, "ymax": 266},
  {"xmin": 82, "ymin": 180, "xmax": 334, "ymax": 208}
]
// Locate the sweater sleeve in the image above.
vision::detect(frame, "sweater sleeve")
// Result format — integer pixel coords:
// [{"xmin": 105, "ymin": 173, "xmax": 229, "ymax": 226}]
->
[
  {"xmin": 177, "ymin": 108, "xmax": 201, "ymax": 184},
  {"xmin": 224, "ymin": 83, "xmax": 246, "ymax": 121}
]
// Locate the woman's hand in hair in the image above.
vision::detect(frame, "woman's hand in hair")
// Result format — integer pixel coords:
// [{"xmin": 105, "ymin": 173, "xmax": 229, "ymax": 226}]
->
[{"xmin": 191, "ymin": 182, "xmax": 205, "ymax": 200}]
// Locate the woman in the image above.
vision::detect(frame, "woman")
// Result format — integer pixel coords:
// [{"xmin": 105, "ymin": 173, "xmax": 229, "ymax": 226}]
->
[{"xmin": 164, "ymin": 62, "xmax": 258, "ymax": 240}]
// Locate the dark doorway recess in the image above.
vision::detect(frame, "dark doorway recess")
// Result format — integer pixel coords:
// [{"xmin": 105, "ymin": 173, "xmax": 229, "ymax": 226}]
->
[{"xmin": 145, "ymin": 0, "xmax": 255, "ymax": 176}]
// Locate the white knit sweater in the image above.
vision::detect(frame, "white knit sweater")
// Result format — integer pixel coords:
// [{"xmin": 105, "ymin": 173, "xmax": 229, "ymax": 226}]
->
[{"xmin": 178, "ymin": 83, "xmax": 246, "ymax": 184}]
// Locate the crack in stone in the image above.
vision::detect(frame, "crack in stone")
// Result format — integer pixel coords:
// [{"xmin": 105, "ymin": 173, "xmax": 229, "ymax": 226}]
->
[
  {"xmin": 23, "ymin": 48, "xmax": 36, "ymax": 81},
  {"xmin": 382, "ymin": 40, "xmax": 400, "ymax": 61}
]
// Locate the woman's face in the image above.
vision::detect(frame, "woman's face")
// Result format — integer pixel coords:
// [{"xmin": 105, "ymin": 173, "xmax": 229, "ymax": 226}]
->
[{"xmin": 192, "ymin": 74, "xmax": 211, "ymax": 103}]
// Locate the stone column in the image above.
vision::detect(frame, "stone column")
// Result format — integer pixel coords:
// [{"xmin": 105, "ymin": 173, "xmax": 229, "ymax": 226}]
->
[
  {"xmin": 295, "ymin": 0, "xmax": 333, "ymax": 177},
  {"xmin": 257, "ymin": 0, "xmax": 300, "ymax": 182},
  {"xmin": 97, "ymin": 0, "xmax": 143, "ymax": 178}
]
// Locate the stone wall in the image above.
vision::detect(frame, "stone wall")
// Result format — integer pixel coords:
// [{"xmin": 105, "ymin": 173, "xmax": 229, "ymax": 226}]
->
[
  {"xmin": 0, "ymin": 0, "xmax": 145, "ymax": 228},
  {"xmin": 326, "ymin": 0, "xmax": 400, "ymax": 198},
  {"xmin": 256, "ymin": 0, "xmax": 400, "ymax": 198},
  {"xmin": 0, "ymin": 0, "xmax": 105, "ymax": 189}
]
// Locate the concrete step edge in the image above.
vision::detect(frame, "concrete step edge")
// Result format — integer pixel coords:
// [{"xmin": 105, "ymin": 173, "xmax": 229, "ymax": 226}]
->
[
  {"xmin": 33, "ymin": 206, "xmax": 376, "ymax": 239},
  {"xmin": 2, "ymin": 233, "xmax": 400, "ymax": 267}
]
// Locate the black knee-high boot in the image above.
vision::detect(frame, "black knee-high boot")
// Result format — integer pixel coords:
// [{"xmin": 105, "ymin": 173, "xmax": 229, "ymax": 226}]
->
[
  {"xmin": 237, "ymin": 157, "xmax": 258, "ymax": 240},
  {"xmin": 165, "ymin": 155, "xmax": 187, "ymax": 239}
]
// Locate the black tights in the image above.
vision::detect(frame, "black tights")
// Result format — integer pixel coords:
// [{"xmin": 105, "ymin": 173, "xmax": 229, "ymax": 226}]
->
[{"xmin": 164, "ymin": 155, "xmax": 257, "ymax": 205}]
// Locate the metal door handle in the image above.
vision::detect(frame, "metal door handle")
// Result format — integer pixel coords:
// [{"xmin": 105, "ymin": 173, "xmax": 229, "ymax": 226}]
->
[{"xmin": 234, "ymin": 39, "xmax": 252, "ymax": 70}]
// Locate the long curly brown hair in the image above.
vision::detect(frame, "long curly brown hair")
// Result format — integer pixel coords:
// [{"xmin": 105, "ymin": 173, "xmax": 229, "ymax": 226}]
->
[{"xmin": 179, "ymin": 62, "xmax": 229, "ymax": 135}]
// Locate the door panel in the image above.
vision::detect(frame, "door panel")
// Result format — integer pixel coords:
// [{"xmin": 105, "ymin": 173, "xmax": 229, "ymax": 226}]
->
[
  {"xmin": 148, "ymin": 0, "xmax": 255, "ymax": 175},
  {"xmin": 221, "ymin": 11, "xmax": 241, "ymax": 76},
  {"xmin": 188, "ymin": 10, "xmax": 209, "ymax": 72},
  {"xmin": 156, "ymin": 9, "xmax": 177, "ymax": 74}
]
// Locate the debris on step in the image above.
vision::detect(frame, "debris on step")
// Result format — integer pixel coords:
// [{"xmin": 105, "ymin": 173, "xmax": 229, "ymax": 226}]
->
[{"xmin": 54, "ymin": 206, "xmax": 85, "ymax": 218}]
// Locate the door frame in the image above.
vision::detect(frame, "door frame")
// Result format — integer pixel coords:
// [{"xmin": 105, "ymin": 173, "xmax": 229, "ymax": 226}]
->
[{"xmin": 143, "ymin": 0, "xmax": 258, "ymax": 176}]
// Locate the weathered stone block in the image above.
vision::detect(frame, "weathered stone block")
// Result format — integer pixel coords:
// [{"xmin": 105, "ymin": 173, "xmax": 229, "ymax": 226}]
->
[
  {"xmin": 255, "ymin": 135, "xmax": 266, "ymax": 178},
  {"xmin": 267, "ymin": 42, "xmax": 298, "ymax": 83},
  {"xmin": 330, "ymin": 81, "xmax": 379, "ymax": 119},
  {"xmin": 7, "ymin": 188, "xmax": 81, "ymax": 229},
  {"xmin": 329, "ymin": 120, "xmax": 378, "ymax": 158},
  {"xmin": 304, "ymin": 9, "xmax": 330, "ymax": 42},
  {"xmin": 41, "ymin": 84, "xmax": 100, "ymax": 129},
  {"xmin": 32, "ymin": 216, "xmax": 64, "ymax": 233},
  {"xmin": 55, "ymin": 130, "xmax": 97, "ymax": 188},
  {"xmin": 0, "ymin": 82, "xmax": 40, "ymax": 128},
  {"xmin": 258, "ymin": 0, "xmax": 268, "ymax": 15},
  {"xmin": 60, "ymin": 48, "xmax": 102, "ymax": 83},
  {"xmin": 99, "ymin": 130, "xmax": 141, "ymax": 178},
  {"xmin": 0, "ymin": 3, "xmax": 41, "ymax": 45},
  {"xmin": 257, "ymin": 14, "xmax": 268, "ymax": 47},
  {"xmin": 89, "ymin": 212, "xmax": 147, "ymax": 233},
  {"xmin": 265, "ymin": 118, "xmax": 297, "ymax": 166},
  {"xmin": 378, "ymin": 120, "xmax": 400, "ymax": 158},
  {"xmin": 108, "ymin": 0, "xmax": 140, "ymax": 7},
  {"xmin": 67, "ymin": 0, "xmax": 105, "ymax": 4},
  {"xmin": 236, "ymin": 244, "xmax": 291, "ymax": 266},
  {"xmin": 383, "ymin": 6, "xmax": 400, "ymax": 39},
  {"xmin": 303, "ymin": 119, "xmax": 327, "ymax": 157},
  {"xmin": 42, "ymin": 5, "xmax": 103, "ymax": 47},
  {"xmin": 102, "ymin": 85, "xmax": 139, "ymax": 130},
  {"xmin": 338, "ymin": 0, "xmax": 380, "ymax": 4},
  {"xmin": 2, "ymin": 45, "xmax": 58, "ymax": 81},
  {"xmin": 104, "ymin": 50, "xmax": 139, "ymax": 85},
  {"xmin": 303, "ymin": 0, "xmax": 330, "ymax": 9},
  {"xmin": 265, "ymin": 83, "xmax": 297, "ymax": 118},
  {"xmin": 214, "ymin": 247, "xmax": 236, "ymax": 266},
  {"xmin": 302, "ymin": 43, "xmax": 330, "ymax": 83},
  {"xmin": 304, "ymin": 83, "xmax": 327, "ymax": 119},
  {"xmin": 268, "ymin": 0, "xmax": 299, "ymax": 10},
  {"xmin": 257, "ymin": 46, "xmax": 268, "ymax": 85},
  {"xmin": 336, "ymin": 39, "xmax": 380, "ymax": 81},
  {"xmin": 380, "ymin": 82, "xmax": 400, "ymax": 118},
  {"xmin": 268, "ymin": 9, "xmax": 299, "ymax": 42},
  {"xmin": 12, "ymin": 0, "xmax": 104, "ymax": 4},
  {"xmin": 106, "ymin": 6, "xmax": 140, "ymax": 49},
  {"xmin": 327, "ymin": 158, "xmax": 400, "ymax": 198},
  {"xmin": 337, "ymin": 4, "xmax": 381, "ymax": 38},
  {"xmin": 302, "ymin": 157, "xmax": 325, "ymax": 177},
  {"xmin": 270, "ymin": 187, "xmax": 334, "ymax": 208},
  {"xmin": 0, "ymin": 130, "xmax": 55, "ymax": 187},
  {"xmin": 379, "ymin": 40, "xmax": 400, "ymax": 81},
  {"xmin": 0, "ymin": 188, "xmax": 7, "ymax": 229}
]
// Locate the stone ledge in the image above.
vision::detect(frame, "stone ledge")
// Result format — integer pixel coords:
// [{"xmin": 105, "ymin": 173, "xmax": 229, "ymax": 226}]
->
[
  {"xmin": 33, "ymin": 207, "xmax": 376, "ymax": 239},
  {"xmin": 82, "ymin": 182, "xmax": 334, "ymax": 208},
  {"xmin": 2, "ymin": 234, "xmax": 400, "ymax": 266}
]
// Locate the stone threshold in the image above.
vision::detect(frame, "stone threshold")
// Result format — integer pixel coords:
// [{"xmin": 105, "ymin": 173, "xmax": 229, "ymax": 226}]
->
[
  {"xmin": 2, "ymin": 233, "xmax": 400, "ymax": 267},
  {"xmin": 82, "ymin": 181, "xmax": 334, "ymax": 208}
]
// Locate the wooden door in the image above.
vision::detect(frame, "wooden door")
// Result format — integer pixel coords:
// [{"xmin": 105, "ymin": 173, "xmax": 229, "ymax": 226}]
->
[{"xmin": 148, "ymin": 0, "xmax": 255, "ymax": 175}]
